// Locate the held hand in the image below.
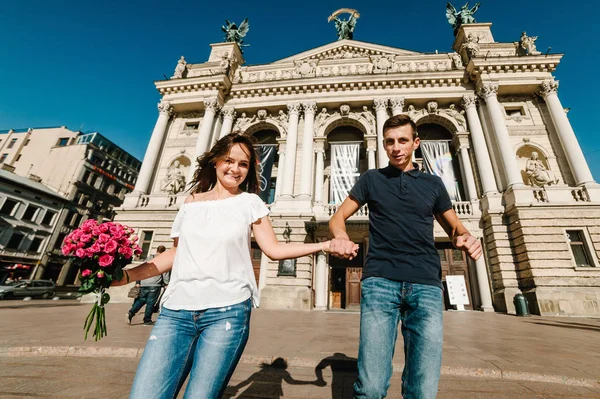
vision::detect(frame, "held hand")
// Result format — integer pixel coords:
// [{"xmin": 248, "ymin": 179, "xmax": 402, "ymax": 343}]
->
[
  {"xmin": 454, "ymin": 234, "xmax": 482, "ymax": 260},
  {"xmin": 327, "ymin": 238, "xmax": 359, "ymax": 260}
]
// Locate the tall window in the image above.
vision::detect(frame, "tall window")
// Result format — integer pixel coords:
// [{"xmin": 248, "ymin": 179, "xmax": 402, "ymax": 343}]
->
[
  {"xmin": 0, "ymin": 153, "xmax": 8, "ymax": 163},
  {"xmin": 566, "ymin": 230, "xmax": 595, "ymax": 267},
  {"xmin": 7, "ymin": 138, "xmax": 17, "ymax": 149},
  {"xmin": 139, "ymin": 231, "xmax": 154, "ymax": 260},
  {"xmin": 56, "ymin": 137, "xmax": 69, "ymax": 147},
  {"xmin": 6, "ymin": 231, "xmax": 25, "ymax": 250},
  {"xmin": 22, "ymin": 205, "xmax": 40, "ymax": 222},
  {"xmin": 29, "ymin": 236, "xmax": 44, "ymax": 253},
  {"xmin": 0, "ymin": 199, "xmax": 18, "ymax": 216},
  {"xmin": 41, "ymin": 210, "xmax": 57, "ymax": 226}
]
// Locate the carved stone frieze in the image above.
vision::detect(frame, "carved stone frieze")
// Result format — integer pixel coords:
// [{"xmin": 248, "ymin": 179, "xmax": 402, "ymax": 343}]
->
[
  {"xmin": 294, "ymin": 60, "xmax": 318, "ymax": 77},
  {"xmin": 180, "ymin": 111, "xmax": 203, "ymax": 119},
  {"xmin": 340, "ymin": 104, "xmax": 351, "ymax": 116},
  {"xmin": 427, "ymin": 101, "xmax": 439, "ymax": 114},
  {"xmin": 439, "ymin": 104, "xmax": 467, "ymax": 131}
]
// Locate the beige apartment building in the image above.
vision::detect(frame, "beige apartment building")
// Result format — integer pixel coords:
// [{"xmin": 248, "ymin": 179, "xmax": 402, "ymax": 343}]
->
[
  {"xmin": 113, "ymin": 19, "xmax": 600, "ymax": 316},
  {"xmin": 0, "ymin": 127, "xmax": 141, "ymax": 284}
]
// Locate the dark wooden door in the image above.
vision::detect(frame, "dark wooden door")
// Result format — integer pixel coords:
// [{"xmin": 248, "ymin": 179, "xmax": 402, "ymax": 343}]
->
[
  {"xmin": 437, "ymin": 243, "xmax": 473, "ymax": 310},
  {"xmin": 345, "ymin": 267, "xmax": 362, "ymax": 309}
]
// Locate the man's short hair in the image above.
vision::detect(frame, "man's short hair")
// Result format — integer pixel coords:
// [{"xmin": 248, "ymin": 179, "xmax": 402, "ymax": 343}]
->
[
  {"xmin": 382, "ymin": 114, "xmax": 418, "ymax": 139},
  {"xmin": 157, "ymin": 245, "xmax": 167, "ymax": 253}
]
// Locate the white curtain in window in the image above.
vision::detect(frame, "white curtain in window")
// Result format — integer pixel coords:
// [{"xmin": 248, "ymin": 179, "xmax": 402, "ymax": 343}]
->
[
  {"xmin": 330, "ymin": 143, "xmax": 360, "ymax": 204},
  {"xmin": 420, "ymin": 141, "xmax": 462, "ymax": 201}
]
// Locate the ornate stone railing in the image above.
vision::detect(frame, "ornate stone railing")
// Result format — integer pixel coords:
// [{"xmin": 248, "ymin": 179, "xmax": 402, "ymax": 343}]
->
[
  {"xmin": 323, "ymin": 204, "xmax": 369, "ymax": 218},
  {"xmin": 452, "ymin": 201, "xmax": 475, "ymax": 216},
  {"xmin": 319, "ymin": 201, "xmax": 477, "ymax": 219},
  {"xmin": 571, "ymin": 187, "xmax": 591, "ymax": 202}
]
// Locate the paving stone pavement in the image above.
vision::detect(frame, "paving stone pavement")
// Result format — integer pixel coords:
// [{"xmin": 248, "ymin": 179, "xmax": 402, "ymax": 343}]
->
[{"xmin": 1, "ymin": 300, "xmax": 600, "ymax": 397}]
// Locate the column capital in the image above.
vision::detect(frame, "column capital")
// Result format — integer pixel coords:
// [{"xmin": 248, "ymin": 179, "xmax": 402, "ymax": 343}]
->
[
  {"xmin": 461, "ymin": 94, "xmax": 478, "ymax": 109},
  {"xmin": 203, "ymin": 98, "xmax": 221, "ymax": 112},
  {"xmin": 373, "ymin": 98, "xmax": 389, "ymax": 111},
  {"xmin": 157, "ymin": 101, "xmax": 173, "ymax": 116},
  {"xmin": 287, "ymin": 103, "xmax": 301, "ymax": 115},
  {"xmin": 390, "ymin": 97, "xmax": 405, "ymax": 111},
  {"xmin": 538, "ymin": 79, "xmax": 559, "ymax": 97},
  {"xmin": 302, "ymin": 102, "xmax": 317, "ymax": 115},
  {"xmin": 222, "ymin": 107, "xmax": 236, "ymax": 119},
  {"xmin": 478, "ymin": 83, "xmax": 499, "ymax": 99},
  {"xmin": 452, "ymin": 132, "xmax": 471, "ymax": 153}
]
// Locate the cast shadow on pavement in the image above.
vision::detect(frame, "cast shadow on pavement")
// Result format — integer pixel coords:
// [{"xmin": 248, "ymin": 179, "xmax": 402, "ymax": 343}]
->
[{"xmin": 224, "ymin": 353, "xmax": 358, "ymax": 399}]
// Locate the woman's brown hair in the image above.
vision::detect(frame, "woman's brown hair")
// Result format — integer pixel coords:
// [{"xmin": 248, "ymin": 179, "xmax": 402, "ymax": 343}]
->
[{"xmin": 188, "ymin": 132, "xmax": 259, "ymax": 194}]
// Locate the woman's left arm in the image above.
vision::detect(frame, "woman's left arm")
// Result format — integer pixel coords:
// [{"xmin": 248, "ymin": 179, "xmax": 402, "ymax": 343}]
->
[{"xmin": 253, "ymin": 216, "xmax": 342, "ymax": 260}]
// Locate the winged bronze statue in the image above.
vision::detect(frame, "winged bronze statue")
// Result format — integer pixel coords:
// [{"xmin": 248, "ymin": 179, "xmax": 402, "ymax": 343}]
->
[
  {"xmin": 328, "ymin": 9, "xmax": 360, "ymax": 40},
  {"xmin": 446, "ymin": 2, "xmax": 480, "ymax": 34},
  {"xmin": 221, "ymin": 18, "xmax": 250, "ymax": 48}
]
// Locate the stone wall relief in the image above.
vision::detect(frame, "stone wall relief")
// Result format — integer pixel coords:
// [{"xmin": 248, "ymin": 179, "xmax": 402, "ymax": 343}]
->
[
  {"xmin": 516, "ymin": 144, "xmax": 559, "ymax": 187},
  {"xmin": 234, "ymin": 109, "xmax": 288, "ymax": 137},
  {"xmin": 294, "ymin": 59, "xmax": 318, "ymax": 77},
  {"xmin": 316, "ymin": 105, "xmax": 376, "ymax": 136},
  {"xmin": 161, "ymin": 155, "xmax": 191, "ymax": 195},
  {"xmin": 404, "ymin": 102, "xmax": 467, "ymax": 132}
]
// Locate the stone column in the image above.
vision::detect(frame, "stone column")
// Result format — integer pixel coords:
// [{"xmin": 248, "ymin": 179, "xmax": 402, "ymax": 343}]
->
[
  {"xmin": 187, "ymin": 98, "xmax": 220, "ymax": 183},
  {"xmin": 314, "ymin": 249, "xmax": 328, "ymax": 310},
  {"xmin": 453, "ymin": 133, "xmax": 479, "ymax": 201},
  {"xmin": 478, "ymin": 84, "xmax": 523, "ymax": 188},
  {"xmin": 366, "ymin": 138, "xmax": 377, "ymax": 170},
  {"xmin": 474, "ymin": 254, "xmax": 494, "ymax": 312},
  {"xmin": 314, "ymin": 144, "xmax": 326, "ymax": 204},
  {"xmin": 298, "ymin": 102, "xmax": 317, "ymax": 198},
  {"xmin": 274, "ymin": 143, "xmax": 286, "ymax": 199},
  {"xmin": 281, "ymin": 103, "xmax": 301, "ymax": 197},
  {"xmin": 374, "ymin": 98, "xmax": 389, "ymax": 168},
  {"xmin": 539, "ymin": 80, "xmax": 595, "ymax": 186},
  {"xmin": 390, "ymin": 97, "xmax": 405, "ymax": 116},
  {"xmin": 462, "ymin": 95, "xmax": 499, "ymax": 195},
  {"xmin": 133, "ymin": 101, "xmax": 173, "ymax": 194},
  {"xmin": 219, "ymin": 107, "xmax": 236, "ymax": 139}
]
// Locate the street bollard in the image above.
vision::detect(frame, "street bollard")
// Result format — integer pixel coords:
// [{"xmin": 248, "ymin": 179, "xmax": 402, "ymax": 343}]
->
[{"xmin": 513, "ymin": 293, "xmax": 530, "ymax": 317}]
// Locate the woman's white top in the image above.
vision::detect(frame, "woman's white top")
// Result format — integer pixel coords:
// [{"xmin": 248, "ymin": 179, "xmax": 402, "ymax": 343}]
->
[{"xmin": 161, "ymin": 192, "xmax": 269, "ymax": 311}]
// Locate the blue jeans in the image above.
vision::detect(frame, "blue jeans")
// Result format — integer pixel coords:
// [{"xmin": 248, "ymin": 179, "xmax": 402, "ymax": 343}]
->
[
  {"xmin": 129, "ymin": 298, "xmax": 252, "ymax": 399},
  {"xmin": 129, "ymin": 286, "xmax": 161, "ymax": 323},
  {"xmin": 353, "ymin": 277, "xmax": 443, "ymax": 399}
]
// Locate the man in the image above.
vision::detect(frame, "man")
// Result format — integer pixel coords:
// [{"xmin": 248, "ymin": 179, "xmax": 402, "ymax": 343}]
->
[
  {"xmin": 328, "ymin": 114, "xmax": 482, "ymax": 399},
  {"xmin": 127, "ymin": 245, "xmax": 170, "ymax": 326}
]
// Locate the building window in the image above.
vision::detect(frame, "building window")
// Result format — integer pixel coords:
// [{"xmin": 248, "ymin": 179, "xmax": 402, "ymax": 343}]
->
[
  {"xmin": 184, "ymin": 122, "xmax": 199, "ymax": 131},
  {"xmin": 55, "ymin": 232, "xmax": 68, "ymax": 250},
  {"xmin": 0, "ymin": 198, "xmax": 19, "ymax": 216},
  {"xmin": 504, "ymin": 106, "xmax": 526, "ymax": 118},
  {"xmin": 0, "ymin": 153, "xmax": 8, "ymax": 163},
  {"xmin": 89, "ymin": 174, "xmax": 98, "ymax": 188},
  {"xmin": 7, "ymin": 138, "xmax": 17, "ymax": 149},
  {"xmin": 29, "ymin": 236, "xmax": 44, "ymax": 253},
  {"xmin": 139, "ymin": 230, "xmax": 154, "ymax": 260},
  {"xmin": 41, "ymin": 210, "xmax": 57, "ymax": 226},
  {"xmin": 81, "ymin": 170, "xmax": 91, "ymax": 184},
  {"xmin": 566, "ymin": 230, "xmax": 595, "ymax": 267},
  {"xmin": 22, "ymin": 205, "xmax": 40, "ymax": 222},
  {"xmin": 56, "ymin": 137, "xmax": 69, "ymax": 147},
  {"xmin": 6, "ymin": 231, "xmax": 25, "ymax": 250}
]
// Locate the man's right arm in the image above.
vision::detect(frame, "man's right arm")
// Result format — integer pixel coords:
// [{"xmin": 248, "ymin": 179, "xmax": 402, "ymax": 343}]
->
[{"xmin": 329, "ymin": 196, "xmax": 361, "ymax": 260}]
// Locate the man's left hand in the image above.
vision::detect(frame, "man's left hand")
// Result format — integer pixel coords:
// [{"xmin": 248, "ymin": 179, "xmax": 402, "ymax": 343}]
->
[{"xmin": 454, "ymin": 234, "xmax": 482, "ymax": 260}]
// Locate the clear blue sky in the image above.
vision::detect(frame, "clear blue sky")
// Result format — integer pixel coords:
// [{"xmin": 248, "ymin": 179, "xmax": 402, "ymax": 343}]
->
[{"xmin": 1, "ymin": 0, "xmax": 599, "ymax": 179}]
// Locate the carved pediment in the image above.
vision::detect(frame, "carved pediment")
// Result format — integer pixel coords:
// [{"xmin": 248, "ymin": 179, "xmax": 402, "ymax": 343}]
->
[{"xmin": 272, "ymin": 39, "xmax": 420, "ymax": 64}]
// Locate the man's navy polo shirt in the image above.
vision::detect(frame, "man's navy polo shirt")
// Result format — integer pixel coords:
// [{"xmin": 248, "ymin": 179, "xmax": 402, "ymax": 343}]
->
[{"xmin": 349, "ymin": 164, "xmax": 453, "ymax": 288}]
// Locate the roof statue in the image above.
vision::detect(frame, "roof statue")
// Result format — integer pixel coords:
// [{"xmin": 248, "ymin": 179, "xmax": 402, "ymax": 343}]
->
[
  {"xmin": 328, "ymin": 8, "xmax": 360, "ymax": 40},
  {"xmin": 221, "ymin": 18, "xmax": 250, "ymax": 50},
  {"xmin": 446, "ymin": 2, "xmax": 480, "ymax": 35}
]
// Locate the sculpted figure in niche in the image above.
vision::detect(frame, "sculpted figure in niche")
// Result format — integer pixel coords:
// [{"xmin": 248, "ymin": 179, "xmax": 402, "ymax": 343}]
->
[
  {"xmin": 526, "ymin": 152, "xmax": 558, "ymax": 187},
  {"xmin": 233, "ymin": 112, "xmax": 257, "ymax": 131},
  {"xmin": 173, "ymin": 56, "xmax": 187, "ymax": 79},
  {"xmin": 161, "ymin": 160, "xmax": 187, "ymax": 194},
  {"xmin": 360, "ymin": 106, "xmax": 376, "ymax": 129},
  {"xmin": 315, "ymin": 108, "xmax": 329, "ymax": 130}
]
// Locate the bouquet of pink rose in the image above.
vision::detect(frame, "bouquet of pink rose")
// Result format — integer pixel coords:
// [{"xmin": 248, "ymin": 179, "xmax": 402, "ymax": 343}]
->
[{"xmin": 61, "ymin": 219, "xmax": 142, "ymax": 341}]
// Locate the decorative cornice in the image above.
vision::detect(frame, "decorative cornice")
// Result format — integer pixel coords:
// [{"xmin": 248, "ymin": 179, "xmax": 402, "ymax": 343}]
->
[
  {"xmin": 461, "ymin": 95, "xmax": 477, "ymax": 109},
  {"xmin": 538, "ymin": 80, "xmax": 559, "ymax": 97}
]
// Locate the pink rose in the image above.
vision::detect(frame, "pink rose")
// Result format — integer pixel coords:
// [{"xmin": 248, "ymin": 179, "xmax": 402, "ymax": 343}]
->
[
  {"xmin": 98, "ymin": 254, "xmax": 114, "ymax": 267},
  {"xmin": 97, "ymin": 270, "xmax": 105, "ymax": 278},
  {"xmin": 80, "ymin": 234, "xmax": 92, "ymax": 243},
  {"xmin": 61, "ymin": 244, "xmax": 74, "ymax": 256},
  {"xmin": 75, "ymin": 248, "xmax": 87, "ymax": 258},
  {"xmin": 130, "ymin": 235, "xmax": 139, "ymax": 243},
  {"xmin": 134, "ymin": 247, "xmax": 142, "ymax": 256},
  {"xmin": 77, "ymin": 242, "xmax": 86, "ymax": 248},
  {"xmin": 109, "ymin": 225, "xmax": 122, "ymax": 236},
  {"xmin": 118, "ymin": 246, "xmax": 133, "ymax": 259},
  {"xmin": 81, "ymin": 269, "xmax": 92, "ymax": 278},
  {"xmin": 89, "ymin": 243, "xmax": 101, "ymax": 254},
  {"xmin": 104, "ymin": 240, "xmax": 118, "ymax": 254},
  {"xmin": 71, "ymin": 230, "xmax": 83, "ymax": 241},
  {"xmin": 92, "ymin": 227, "xmax": 102, "ymax": 236},
  {"xmin": 97, "ymin": 233, "xmax": 110, "ymax": 243},
  {"xmin": 98, "ymin": 223, "xmax": 109, "ymax": 233}
]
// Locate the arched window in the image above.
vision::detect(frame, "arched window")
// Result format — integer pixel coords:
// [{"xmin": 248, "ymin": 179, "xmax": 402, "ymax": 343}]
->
[
  {"xmin": 252, "ymin": 129, "xmax": 279, "ymax": 204},
  {"xmin": 326, "ymin": 126, "xmax": 366, "ymax": 204}
]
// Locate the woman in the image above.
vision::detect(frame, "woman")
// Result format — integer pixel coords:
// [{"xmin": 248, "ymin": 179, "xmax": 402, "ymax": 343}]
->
[{"xmin": 113, "ymin": 132, "xmax": 359, "ymax": 399}]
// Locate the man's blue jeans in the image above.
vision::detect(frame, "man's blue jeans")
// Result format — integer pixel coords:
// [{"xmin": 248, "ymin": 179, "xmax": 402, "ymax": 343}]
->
[
  {"xmin": 129, "ymin": 286, "xmax": 161, "ymax": 323},
  {"xmin": 353, "ymin": 277, "xmax": 443, "ymax": 399},
  {"xmin": 129, "ymin": 298, "xmax": 252, "ymax": 399}
]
